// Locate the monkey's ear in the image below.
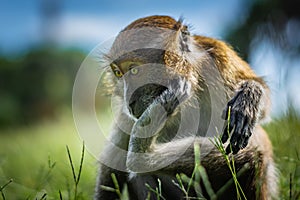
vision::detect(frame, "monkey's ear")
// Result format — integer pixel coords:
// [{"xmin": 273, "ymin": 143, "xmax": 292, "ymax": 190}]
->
[
  {"xmin": 164, "ymin": 19, "xmax": 192, "ymax": 68},
  {"xmin": 174, "ymin": 19, "xmax": 191, "ymax": 52}
]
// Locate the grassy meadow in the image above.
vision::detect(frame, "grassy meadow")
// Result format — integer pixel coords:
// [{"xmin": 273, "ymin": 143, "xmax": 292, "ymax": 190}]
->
[
  {"xmin": 0, "ymin": 109, "xmax": 300, "ymax": 199},
  {"xmin": 0, "ymin": 110, "xmax": 101, "ymax": 200},
  {"xmin": 264, "ymin": 110, "xmax": 300, "ymax": 199}
]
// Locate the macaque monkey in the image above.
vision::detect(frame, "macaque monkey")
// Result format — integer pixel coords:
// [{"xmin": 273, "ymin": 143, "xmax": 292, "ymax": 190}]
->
[{"xmin": 95, "ymin": 15, "xmax": 278, "ymax": 199}]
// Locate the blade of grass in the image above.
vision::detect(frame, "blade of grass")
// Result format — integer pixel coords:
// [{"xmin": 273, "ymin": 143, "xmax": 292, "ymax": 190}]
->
[
  {"xmin": 198, "ymin": 165, "xmax": 216, "ymax": 199},
  {"xmin": 39, "ymin": 193, "xmax": 47, "ymax": 200},
  {"xmin": 157, "ymin": 178, "xmax": 162, "ymax": 198},
  {"xmin": 173, "ymin": 174, "xmax": 188, "ymax": 198},
  {"xmin": 59, "ymin": 190, "xmax": 63, "ymax": 200},
  {"xmin": 66, "ymin": 145, "xmax": 77, "ymax": 183},
  {"xmin": 212, "ymin": 136, "xmax": 247, "ymax": 200},
  {"xmin": 111, "ymin": 173, "xmax": 122, "ymax": 199},
  {"xmin": 76, "ymin": 142, "xmax": 85, "ymax": 185},
  {"xmin": 145, "ymin": 180, "xmax": 166, "ymax": 200},
  {"xmin": 193, "ymin": 144, "xmax": 204, "ymax": 198},
  {"xmin": 66, "ymin": 142, "xmax": 86, "ymax": 200},
  {"xmin": 216, "ymin": 163, "xmax": 250, "ymax": 197},
  {"xmin": 99, "ymin": 185, "xmax": 117, "ymax": 193},
  {"xmin": 0, "ymin": 179, "xmax": 13, "ymax": 200},
  {"xmin": 290, "ymin": 173, "xmax": 292, "ymax": 200}
]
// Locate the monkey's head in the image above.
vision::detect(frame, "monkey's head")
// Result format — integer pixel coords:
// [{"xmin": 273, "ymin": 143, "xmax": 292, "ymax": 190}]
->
[{"xmin": 106, "ymin": 16, "xmax": 202, "ymax": 118}]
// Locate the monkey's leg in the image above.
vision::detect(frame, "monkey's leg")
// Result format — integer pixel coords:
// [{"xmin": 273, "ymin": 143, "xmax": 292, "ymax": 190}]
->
[
  {"xmin": 221, "ymin": 80, "xmax": 270, "ymax": 154},
  {"xmin": 127, "ymin": 123, "xmax": 275, "ymax": 199}
]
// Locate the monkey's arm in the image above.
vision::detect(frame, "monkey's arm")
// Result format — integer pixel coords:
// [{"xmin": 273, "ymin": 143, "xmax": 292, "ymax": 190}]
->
[
  {"xmin": 194, "ymin": 35, "xmax": 271, "ymax": 154},
  {"xmin": 221, "ymin": 79, "xmax": 270, "ymax": 154},
  {"xmin": 126, "ymin": 77, "xmax": 194, "ymax": 171}
]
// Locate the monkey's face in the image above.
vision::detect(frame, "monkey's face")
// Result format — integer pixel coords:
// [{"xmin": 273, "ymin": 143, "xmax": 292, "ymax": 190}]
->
[
  {"xmin": 107, "ymin": 23, "xmax": 195, "ymax": 119},
  {"xmin": 109, "ymin": 49, "xmax": 178, "ymax": 119}
]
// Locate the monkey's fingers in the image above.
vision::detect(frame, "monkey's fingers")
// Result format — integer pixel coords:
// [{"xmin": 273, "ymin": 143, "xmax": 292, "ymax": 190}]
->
[
  {"xmin": 157, "ymin": 79, "xmax": 191, "ymax": 116},
  {"xmin": 227, "ymin": 116, "xmax": 254, "ymax": 154},
  {"xmin": 157, "ymin": 89, "xmax": 179, "ymax": 115},
  {"xmin": 227, "ymin": 131, "xmax": 252, "ymax": 155},
  {"xmin": 239, "ymin": 125, "xmax": 253, "ymax": 149},
  {"xmin": 225, "ymin": 132, "xmax": 241, "ymax": 154},
  {"xmin": 231, "ymin": 112, "xmax": 245, "ymax": 142},
  {"xmin": 226, "ymin": 134, "xmax": 243, "ymax": 154},
  {"xmin": 221, "ymin": 111, "xmax": 236, "ymax": 143},
  {"xmin": 241, "ymin": 131, "xmax": 252, "ymax": 149},
  {"xmin": 226, "ymin": 112, "xmax": 247, "ymax": 154},
  {"xmin": 236, "ymin": 116, "xmax": 255, "ymax": 150},
  {"xmin": 225, "ymin": 141, "xmax": 240, "ymax": 154},
  {"xmin": 228, "ymin": 132, "xmax": 239, "ymax": 154}
]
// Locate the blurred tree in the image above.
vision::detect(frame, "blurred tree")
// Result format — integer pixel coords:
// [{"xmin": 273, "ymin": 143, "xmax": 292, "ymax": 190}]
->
[
  {"xmin": 0, "ymin": 48, "xmax": 85, "ymax": 129},
  {"xmin": 226, "ymin": 0, "xmax": 300, "ymax": 61},
  {"xmin": 225, "ymin": 0, "xmax": 300, "ymax": 115}
]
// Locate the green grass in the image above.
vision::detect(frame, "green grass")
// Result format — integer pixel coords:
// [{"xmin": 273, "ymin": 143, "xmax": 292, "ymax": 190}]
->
[
  {"xmin": 0, "ymin": 109, "xmax": 299, "ymax": 199},
  {"xmin": 0, "ymin": 110, "xmax": 99, "ymax": 200},
  {"xmin": 263, "ymin": 109, "xmax": 300, "ymax": 199}
]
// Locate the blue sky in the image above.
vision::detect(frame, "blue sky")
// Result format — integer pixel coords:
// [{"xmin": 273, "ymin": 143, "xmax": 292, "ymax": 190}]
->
[{"xmin": 0, "ymin": 0, "xmax": 251, "ymax": 54}]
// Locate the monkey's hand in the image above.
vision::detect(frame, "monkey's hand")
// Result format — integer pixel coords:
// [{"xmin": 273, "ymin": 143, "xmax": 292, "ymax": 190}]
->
[
  {"xmin": 129, "ymin": 77, "xmax": 191, "ymax": 152},
  {"xmin": 156, "ymin": 77, "xmax": 192, "ymax": 116},
  {"xmin": 221, "ymin": 81, "xmax": 264, "ymax": 154}
]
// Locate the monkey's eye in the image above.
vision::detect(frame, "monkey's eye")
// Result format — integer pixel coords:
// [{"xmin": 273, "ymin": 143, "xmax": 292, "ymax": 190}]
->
[
  {"xmin": 130, "ymin": 67, "xmax": 139, "ymax": 75},
  {"xmin": 114, "ymin": 70, "xmax": 123, "ymax": 77},
  {"xmin": 110, "ymin": 63, "xmax": 123, "ymax": 78}
]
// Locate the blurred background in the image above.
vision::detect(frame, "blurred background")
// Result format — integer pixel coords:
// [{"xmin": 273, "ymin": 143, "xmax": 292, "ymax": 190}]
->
[{"xmin": 0, "ymin": 0, "xmax": 299, "ymax": 199}]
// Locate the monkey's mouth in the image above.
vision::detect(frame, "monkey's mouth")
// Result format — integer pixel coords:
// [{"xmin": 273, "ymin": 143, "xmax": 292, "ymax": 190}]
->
[{"xmin": 128, "ymin": 84, "xmax": 167, "ymax": 118}]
